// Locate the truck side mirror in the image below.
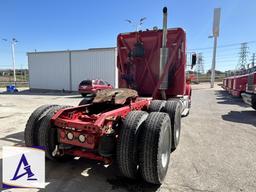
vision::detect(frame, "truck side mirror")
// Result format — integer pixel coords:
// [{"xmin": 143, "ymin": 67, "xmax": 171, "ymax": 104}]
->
[{"xmin": 191, "ymin": 54, "xmax": 197, "ymax": 69}]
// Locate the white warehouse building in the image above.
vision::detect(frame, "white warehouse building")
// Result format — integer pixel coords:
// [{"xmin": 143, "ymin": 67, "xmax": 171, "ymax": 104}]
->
[{"xmin": 28, "ymin": 47, "xmax": 118, "ymax": 91}]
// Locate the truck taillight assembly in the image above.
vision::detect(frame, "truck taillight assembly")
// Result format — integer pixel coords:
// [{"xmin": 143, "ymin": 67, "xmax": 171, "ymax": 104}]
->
[
  {"xmin": 58, "ymin": 129, "xmax": 96, "ymax": 149},
  {"xmin": 67, "ymin": 132, "xmax": 74, "ymax": 140},
  {"xmin": 78, "ymin": 134, "xmax": 86, "ymax": 143}
]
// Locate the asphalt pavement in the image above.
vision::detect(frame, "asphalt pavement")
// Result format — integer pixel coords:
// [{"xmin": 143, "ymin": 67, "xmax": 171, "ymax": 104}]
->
[{"xmin": 0, "ymin": 83, "xmax": 255, "ymax": 192}]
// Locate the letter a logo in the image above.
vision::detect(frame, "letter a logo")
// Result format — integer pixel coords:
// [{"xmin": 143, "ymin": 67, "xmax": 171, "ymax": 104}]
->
[{"xmin": 11, "ymin": 154, "xmax": 37, "ymax": 181}]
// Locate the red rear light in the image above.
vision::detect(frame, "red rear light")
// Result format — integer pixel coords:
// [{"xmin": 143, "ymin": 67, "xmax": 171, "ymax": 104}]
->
[
  {"xmin": 78, "ymin": 134, "xmax": 86, "ymax": 143},
  {"xmin": 67, "ymin": 132, "xmax": 74, "ymax": 140}
]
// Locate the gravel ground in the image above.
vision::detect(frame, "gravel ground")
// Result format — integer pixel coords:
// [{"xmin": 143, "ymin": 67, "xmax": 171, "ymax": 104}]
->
[{"xmin": 0, "ymin": 83, "xmax": 255, "ymax": 192}]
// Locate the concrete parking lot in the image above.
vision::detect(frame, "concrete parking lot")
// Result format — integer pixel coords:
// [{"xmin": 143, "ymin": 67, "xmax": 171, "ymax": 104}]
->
[{"xmin": 0, "ymin": 83, "xmax": 256, "ymax": 192}]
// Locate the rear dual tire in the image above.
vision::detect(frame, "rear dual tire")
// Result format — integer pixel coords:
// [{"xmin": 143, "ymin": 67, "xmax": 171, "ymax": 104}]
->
[
  {"xmin": 164, "ymin": 100, "xmax": 182, "ymax": 151},
  {"xmin": 24, "ymin": 104, "xmax": 58, "ymax": 147},
  {"xmin": 117, "ymin": 111, "xmax": 172, "ymax": 184},
  {"xmin": 148, "ymin": 100, "xmax": 182, "ymax": 152},
  {"xmin": 148, "ymin": 100, "xmax": 166, "ymax": 112},
  {"xmin": 116, "ymin": 111, "xmax": 148, "ymax": 179},
  {"xmin": 25, "ymin": 104, "xmax": 72, "ymax": 160},
  {"xmin": 139, "ymin": 112, "xmax": 172, "ymax": 184},
  {"xmin": 38, "ymin": 105, "xmax": 72, "ymax": 160}
]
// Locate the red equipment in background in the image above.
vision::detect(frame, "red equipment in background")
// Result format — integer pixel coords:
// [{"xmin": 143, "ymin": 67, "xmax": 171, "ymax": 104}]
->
[
  {"xmin": 222, "ymin": 68, "xmax": 256, "ymax": 110},
  {"xmin": 231, "ymin": 74, "xmax": 248, "ymax": 97},
  {"xmin": 222, "ymin": 78, "xmax": 228, "ymax": 90},
  {"xmin": 227, "ymin": 77, "xmax": 234, "ymax": 94},
  {"xmin": 222, "ymin": 74, "xmax": 248, "ymax": 96},
  {"xmin": 242, "ymin": 71, "xmax": 256, "ymax": 109}
]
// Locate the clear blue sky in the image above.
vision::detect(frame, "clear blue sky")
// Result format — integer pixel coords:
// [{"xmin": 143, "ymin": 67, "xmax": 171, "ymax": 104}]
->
[{"xmin": 0, "ymin": 0, "xmax": 256, "ymax": 71}]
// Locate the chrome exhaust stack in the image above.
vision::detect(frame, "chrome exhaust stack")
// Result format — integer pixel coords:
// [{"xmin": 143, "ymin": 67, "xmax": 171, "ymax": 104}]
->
[{"xmin": 159, "ymin": 7, "xmax": 169, "ymax": 99}]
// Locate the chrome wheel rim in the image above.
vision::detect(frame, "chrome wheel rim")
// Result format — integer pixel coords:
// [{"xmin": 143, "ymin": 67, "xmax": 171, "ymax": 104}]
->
[
  {"xmin": 176, "ymin": 127, "xmax": 180, "ymax": 140},
  {"xmin": 161, "ymin": 125, "xmax": 169, "ymax": 168}
]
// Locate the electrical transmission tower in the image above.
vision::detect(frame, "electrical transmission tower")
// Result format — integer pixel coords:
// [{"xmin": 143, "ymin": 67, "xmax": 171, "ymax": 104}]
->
[
  {"xmin": 196, "ymin": 53, "xmax": 204, "ymax": 74},
  {"xmin": 237, "ymin": 42, "xmax": 249, "ymax": 69},
  {"xmin": 195, "ymin": 53, "xmax": 204, "ymax": 82},
  {"xmin": 251, "ymin": 53, "xmax": 256, "ymax": 68}
]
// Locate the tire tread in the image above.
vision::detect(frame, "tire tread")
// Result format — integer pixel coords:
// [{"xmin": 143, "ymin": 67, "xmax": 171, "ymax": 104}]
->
[
  {"xmin": 117, "ymin": 111, "xmax": 148, "ymax": 179},
  {"xmin": 24, "ymin": 104, "xmax": 58, "ymax": 146},
  {"xmin": 139, "ymin": 112, "xmax": 171, "ymax": 184}
]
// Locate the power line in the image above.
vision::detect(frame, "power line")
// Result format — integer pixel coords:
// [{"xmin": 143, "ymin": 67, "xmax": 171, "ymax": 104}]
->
[
  {"xmin": 189, "ymin": 48, "xmax": 241, "ymax": 54},
  {"xmin": 188, "ymin": 40, "xmax": 256, "ymax": 51},
  {"xmin": 216, "ymin": 59, "xmax": 238, "ymax": 62}
]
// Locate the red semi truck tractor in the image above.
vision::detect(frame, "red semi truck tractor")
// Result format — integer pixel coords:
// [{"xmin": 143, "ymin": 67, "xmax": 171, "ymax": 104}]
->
[
  {"xmin": 24, "ymin": 7, "xmax": 195, "ymax": 184},
  {"xmin": 242, "ymin": 71, "xmax": 256, "ymax": 110}
]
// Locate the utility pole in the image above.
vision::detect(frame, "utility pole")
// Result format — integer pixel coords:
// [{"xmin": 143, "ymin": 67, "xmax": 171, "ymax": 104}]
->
[
  {"xmin": 210, "ymin": 8, "xmax": 221, "ymax": 88},
  {"xmin": 237, "ymin": 42, "xmax": 249, "ymax": 70},
  {"xmin": 2, "ymin": 38, "xmax": 18, "ymax": 84},
  {"xmin": 11, "ymin": 39, "xmax": 17, "ymax": 83},
  {"xmin": 211, "ymin": 36, "xmax": 218, "ymax": 87}
]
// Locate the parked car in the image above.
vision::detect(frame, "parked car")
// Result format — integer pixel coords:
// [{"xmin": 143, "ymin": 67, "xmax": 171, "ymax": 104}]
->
[{"xmin": 78, "ymin": 79, "xmax": 113, "ymax": 97}]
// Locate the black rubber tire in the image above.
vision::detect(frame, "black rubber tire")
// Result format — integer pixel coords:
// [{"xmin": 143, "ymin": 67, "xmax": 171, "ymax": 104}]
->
[
  {"xmin": 148, "ymin": 100, "xmax": 166, "ymax": 112},
  {"xmin": 78, "ymin": 97, "xmax": 94, "ymax": 106},
  {"xmin": 38, "ymin": 105, "xmax": 72, "ymax": 160},
  {"xmin": 81, "ymin": 93, "xmax": 86, "ymax": 97},
  {"xmin": 117, "ymin": 111, "xmax": 148, "ymax": 179},
  {"xmin": 164, "ymin": 100, "xmax": 182, "ymax": 152},
  {"xmin": 24, "ymin": 104, "xmax": 58, "ymax": 147},
  {"xmin": 139, "ymin": 112, "xmax": 172, "ymax": 184}
]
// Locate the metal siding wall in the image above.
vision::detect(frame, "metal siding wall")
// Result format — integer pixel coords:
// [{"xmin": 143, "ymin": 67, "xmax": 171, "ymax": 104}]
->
[
  {"xmin": 71, "ymin": 49, "xmax": 116, "ymax": 91},
  {"xmin": 28, "ymin": 52, "xmax": 70, "ymax": 90}
]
